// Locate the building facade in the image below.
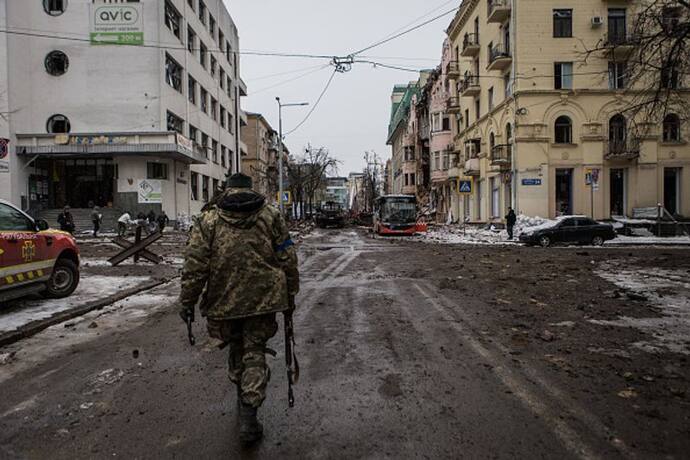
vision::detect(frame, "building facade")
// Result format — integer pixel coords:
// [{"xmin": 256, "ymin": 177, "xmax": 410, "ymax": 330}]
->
[
  {"xmin": 241, "ymin": 113, "xmax": 288, "ymax": 202},
  {"xmin": 0, "ymin": 0, "xmax": 247, "ymax": 220},
  {"xmin": 445, "ymin": 0, "xmax": 690, "ymax": 222}
]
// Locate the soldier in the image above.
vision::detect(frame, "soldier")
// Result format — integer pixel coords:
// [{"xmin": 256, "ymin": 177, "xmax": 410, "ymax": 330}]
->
[{"xmin": 179, "ymin": 173, "xmax": 299, "ymax": 445}]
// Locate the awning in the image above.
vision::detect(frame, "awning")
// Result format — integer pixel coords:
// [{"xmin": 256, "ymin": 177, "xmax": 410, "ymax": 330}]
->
[{"xmin": 15, "ymin": 143, "xmax": 207, "ymax": 165}]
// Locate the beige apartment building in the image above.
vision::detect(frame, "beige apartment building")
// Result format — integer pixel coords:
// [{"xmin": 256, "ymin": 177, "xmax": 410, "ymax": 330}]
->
[
  {"xmin": 241, "ymin": 113, "xmax": 288, "ymax": 202},
  {"xmin": 446, "ymin": 0, "xmax": 690, "ymax": 222}
]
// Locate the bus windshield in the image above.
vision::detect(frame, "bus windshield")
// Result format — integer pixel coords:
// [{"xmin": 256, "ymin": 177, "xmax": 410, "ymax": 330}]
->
[{"xmin": 380, "ymin": 198, "xmax": 416, "ymax": 223}]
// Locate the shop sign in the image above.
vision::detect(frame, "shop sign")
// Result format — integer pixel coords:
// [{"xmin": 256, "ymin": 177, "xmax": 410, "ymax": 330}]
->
[
  {"xmin": 176, "ymin": 133, "xmax": 194, "ymax": 152},
  {"xmin": 522, "ymin": 178, "xmax": 542, "ymax": 186},
  {"xmin": 0, "ymin": 160, "xmax": 8, "ymax": 173},
  {"xmin": 90, "ymin": 3, "xmax": 144, "ymax": 46},
  {"xmin": 69, "ymin": 135, "xmax": 128, "ymax": 145},
  {"xmin": 138, "ymin": 179, "xmax": 162, "ymax": 204}
]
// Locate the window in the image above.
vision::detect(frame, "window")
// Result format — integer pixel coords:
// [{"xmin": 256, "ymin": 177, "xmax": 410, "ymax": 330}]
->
[
  {"xmin": 46, "ymin": 114, "xmax": 70, "ymax": 133},
  {"xmin": 554, "ymin": 62, "xmax": 573, "ymax": 89},
  {"xmin": 200, "ymin": 87, "xmax": 208, "ymax": 113},
  {"xmin": 488, "ymin": 87, "xmax": 494, "ymax": 112},
  {"xmin": 199, "ymin": 41, "xmax": 208, "ymax": 68},
  {"xmin": 189, "ymin": 125, "xmax": 199, "ymax": 143},
  {"xmin": 43, "ymin": 0, "xmax": 67, "ymax": 16},
  {"xmin": 187, "ymin": 27, "xmax": 196, "ymax": 55},
  {"xmin": 608, "ymin": 9, "xmax": 627, "ymax": 45},
  {"xmin": 662, "ymin": 7, "xmax": 682, "ymax": 34},
  {"xmin": 202, "ymin": 133, "xmax": 210, "ymax": 157},
  {"xmin": 187, "ymin": 0, "xmax": 194, "ymax": 11},
  {"xmin": 209, "ymin": 15, "xmax": 216, "ymax": 40},
  {"xmin": 0, "ymin": 203, "xmax": 33, "ymax": 231},
  {"xmin": 220, "ymin": 69, "xmax": 226, "ymax": 89},
  {"xmin": 211, "ymin": 98, "xmax": 218, "ymax": 121},
  {"xmin": 188, "ymin": 76, "xmax": 196, "ymax": 104},
  {"xmin": 166, "ymin": 54, "xmax": 183, "ymax": 92},
  {"xmin": 210, "ymin": 56, "xmax": 217, "ymax": 77},
  {"xmin": 661, "ymin": 64, "xmax": 679, "ymax": 89},
  {"xmin": 212, "ymin": 140, "xmax": 219, "ymax": 163},
  {"xmin": 191, "ymin": 172, "xmax": 199, "ymax": 201},
  {"xmin": 165, "ymin": 1, "xmax": 182, "ymax": 40},
  {"xmin": 553, "ymin": 9, "xmax": 572, "ymax": 38},
  {"xmin": 410, "ymin": 173, "xmax": 416, "ymax": 185},
  {"xmin": 213, "ymin": 178, "xmax": 219, "ymax": 194},
  {"xmin": 226, "ymin": 41, "xmax": 232, "ymax": 63},
  {"xmin": 147, "ymin": 162, "xmax": 169, "ymax": 180},
  {"xmin": 506, "ymin": 123, "xmax": 513, "ymax": 143},
  {"xmin": 229, "ymin": 113, "xmax": 234, "ymax": 134},
  {"xmin": 555, "ymin": 116, "xmax": 573, "ymax": 144},
  {"xmin": 198, "ymin": 0, "xmax": 206, "ymax": 25},
  {"xmin": 227, "ymin": 76, "xmax": 233, "ymax": 97},
  {"xmin": 609, "ymin": 114, "xmax": 627, "ymax": 144},
  {"xmin": 442, "ymin": 116, "xmax": 450, "ymax": 132},
  {"xmin": 45, "ymin": 50, "xmax": 69, "ymax": 76},
  {"xmin": 504, "ymin": 73, "xmax": 512, "ymax": 98},
  {"xmin": 202, "ymin": 175, "xmax": 209, "ymax": 202},
  {"xmin": 219, "ymin": 31, "xmax": 225, "ymax": 51},
  {"xmin": 432, "ymin": 113, "xmax": 441, "ymax": 132},
  {"xmin": 491, "ymin": 177, "xmax": 500, "ymax": 218},
  {"xmin": 220, "ymin": 107, "xmax": 226, "ymax": 128},
  {"xmin": 608, "ymin": 62, "xmax": 626, "ymax": 89},
  {"xmin": 167, "ymin": 111, "xmax": 184, "ymax": 134},
  {"xmin": 465, "ymin": 109, "xmax": 469, "ymax": 129},
  {"xmin": 663, "ymin": 114, "xmax": 681, "ymax": 142},
  {"xmin": 221, "ymin": 145, "xmax": 227, "ymax": 167},
  {"xmin": 228, "ymin": 148, "xmax": 234, "ymax": 171},
  {"xmin": 475, "ymin": 98, "xmax": 480, "ymax": 120}
]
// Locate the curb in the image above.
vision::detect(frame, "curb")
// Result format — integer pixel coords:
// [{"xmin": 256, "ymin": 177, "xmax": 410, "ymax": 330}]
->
[{"xmin": 0, "ymin": 277, "xmax": 176, "ymax": 348}]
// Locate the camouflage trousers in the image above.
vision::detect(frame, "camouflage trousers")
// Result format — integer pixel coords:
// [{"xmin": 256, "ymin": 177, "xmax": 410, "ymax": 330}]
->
[{"xmin": 207, "ymin": 314, "xmax": 278, "ymax": 408}]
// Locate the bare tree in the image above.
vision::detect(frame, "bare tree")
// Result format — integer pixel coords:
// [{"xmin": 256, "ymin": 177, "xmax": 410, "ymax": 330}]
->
[
  {"xmin": 286, "ymin": 145, "xmax": 338, "ymax": 219},
  {"xmin": 362, "ymin": 150, "xmax": 383, "ymax": 213},
  {"xmin": 582, "ymin": 1, "xmax": 690, "ymax": 140}
]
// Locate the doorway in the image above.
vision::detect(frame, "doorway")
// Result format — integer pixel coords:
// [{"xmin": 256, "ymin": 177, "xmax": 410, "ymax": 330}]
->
[
  {"xmin": 610, "ymin": 169, "xmax": 626, "ymax": 216},
  {"xmin": 664, "ymin": 168, "xmax": 680, "ymax": 215},
  {"xmin": 555, "ymin": 169, "xmax": 573, "ymax": 215}
]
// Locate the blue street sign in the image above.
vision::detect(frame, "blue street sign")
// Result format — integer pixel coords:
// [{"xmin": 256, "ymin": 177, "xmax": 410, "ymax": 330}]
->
[
  {"xmin": 522, "ymin": 178, "xmax": 542, "ymax": 186},
  {"xmin": 458, "ymin": 180, "xmax": 472, "ymax": 194}
]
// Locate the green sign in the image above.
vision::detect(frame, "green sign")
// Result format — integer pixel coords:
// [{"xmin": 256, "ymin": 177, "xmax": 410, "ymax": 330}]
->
[{"xmin": 90, "ymin": 32, "xmax": 143, "ymax": 46}]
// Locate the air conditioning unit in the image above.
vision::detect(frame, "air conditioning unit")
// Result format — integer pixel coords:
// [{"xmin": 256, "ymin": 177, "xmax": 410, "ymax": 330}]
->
[{"xmin": 592, "ymin": 16, "xmax": 604, "ymax": 27}]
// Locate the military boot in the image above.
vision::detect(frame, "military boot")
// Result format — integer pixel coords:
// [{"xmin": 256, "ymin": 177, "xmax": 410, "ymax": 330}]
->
[{"xmin": 239, "ymin": 403, "xmax": 263, "ymax": 444}]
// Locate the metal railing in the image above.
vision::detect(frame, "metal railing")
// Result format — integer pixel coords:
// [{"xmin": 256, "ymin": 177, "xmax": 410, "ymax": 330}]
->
[
  {"xmin": 445, "ymin": 60, "xmax": 460, "ymax": 75},
  {"xmin": 463, "ymin": 33, "xmax": 479, "ymax": 51},
  {"xmin": 607, "ymin": 138, "xmax": 641, "ymax": 158},
  {"xmin": 488, "ymin": 0, "xmax": 510, "ymax": 16},
  {"xmin": 491, "ymin": 144, "xmax": 512, "ymax": 165},
  {"xmin": 489, "ymin": 43, "xmax": 512, "ymax": 64},
  {"xmin": 459, "ymin": 74, "xmax": 480, "ymax": 93}
]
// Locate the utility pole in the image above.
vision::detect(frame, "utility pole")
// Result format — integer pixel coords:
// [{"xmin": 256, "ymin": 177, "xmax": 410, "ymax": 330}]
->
[{"xmin": 276, "ymin": 97, "xmax": 309, "ymax": 213}]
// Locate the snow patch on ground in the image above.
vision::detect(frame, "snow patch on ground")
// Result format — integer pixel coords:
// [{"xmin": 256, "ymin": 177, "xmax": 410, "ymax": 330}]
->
[
  {"xmin": 0, "ymin": 275, "xmax": 150, "ymax": 334},
  {"xmin": 591, "ymin": 264, "xmax": 690, "ymax": 355},
  {"xmin": 413, "ymin": 225, "xmax": 514, "ymax": 246}
]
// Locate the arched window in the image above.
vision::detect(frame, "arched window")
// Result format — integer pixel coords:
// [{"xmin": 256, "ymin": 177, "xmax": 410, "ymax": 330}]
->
[
  {"xmin": 46, "ymin": 114, "xmax": 71, "ymax": 133},
  {"xmin": 554, "ymin": 116, "xmax": 572, "ymax": 144},
  {"xmin": 506, "ymin": 123, "xmax": 513, "ymax": 143},
  {"xmin": 609, "ymin": 114, "xmax": 627, "ymax": 144},
  {"xmin": 490, "ymin": 132, "xmax": 496, "ymax": 152},
  {"xmin": 663, "ymin": 114, "xmax": 681, "ymax": 142}
]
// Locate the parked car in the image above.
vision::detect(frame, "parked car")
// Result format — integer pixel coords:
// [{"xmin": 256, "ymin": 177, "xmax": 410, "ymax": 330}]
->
[
  {"xmin": 519, "ymin": 216, "xmax": 617, "ymax": 247},
  {"xmin": 316, "ymin": 202, "xmax": 346, "ymax": 228},
  {"xmin": 0, "ymin": 200, "xmax": 80, "ymax": 303}
]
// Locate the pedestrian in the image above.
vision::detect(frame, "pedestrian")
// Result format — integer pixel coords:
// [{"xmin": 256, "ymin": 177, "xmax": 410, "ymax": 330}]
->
[
  {"xmin": 117, "ymin": 211, "xmax": 132, "ymax": 237},
  {"xmin": 506, "ymin": 207, "xmax": 517, "ymax": 240},
  {"xmin": 91, "ymin": 206, "xmax": 102, "ymax": 237},
  {"xmin": 179, "ymin": 173, "xmax": 300, "ymax": 445},
  {"xmin": 57, "ymin": 206, "xmax": 75, "ymax": 234},
  {"xmin": 147, "ymin": 210, "xmax": 157, "ymax": 233},
  {"xmin": 156, "ymin": 211, "xmax": 169, "ymax": 233}
]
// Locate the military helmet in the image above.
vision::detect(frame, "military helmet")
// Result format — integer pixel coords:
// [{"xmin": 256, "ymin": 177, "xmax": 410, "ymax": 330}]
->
[{"xmin": 226, "ymin": 173, "xmax": 253, "ymax": 189}]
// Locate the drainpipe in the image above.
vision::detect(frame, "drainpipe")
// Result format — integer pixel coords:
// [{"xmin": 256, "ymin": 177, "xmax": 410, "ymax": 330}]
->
[{"xmin": 510, "ymin": 0, "xmax": 518, "ymax": 214}]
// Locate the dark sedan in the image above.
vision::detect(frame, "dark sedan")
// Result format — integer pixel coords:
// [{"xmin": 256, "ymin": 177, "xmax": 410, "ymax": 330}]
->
[{"xmin": 519, "ymin": 216, "xmax": 617, "ymax": 247}]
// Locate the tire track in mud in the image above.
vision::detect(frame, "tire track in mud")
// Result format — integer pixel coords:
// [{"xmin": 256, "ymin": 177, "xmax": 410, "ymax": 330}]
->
[{"xmin": 413, "ymin": 282, "xmax": 634, "ymax": 460}]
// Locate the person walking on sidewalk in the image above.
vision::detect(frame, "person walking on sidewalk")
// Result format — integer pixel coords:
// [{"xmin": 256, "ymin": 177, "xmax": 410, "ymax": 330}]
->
[
  {"xmin": 117, "ymin": 211, "xmax": 132, "ymax": 237},
  {"xmin": 506, "ymin": 207, "xmax": 517, "ymax": 240},
  {"xmin": 91, "ymin": 206, "xmax": 102, "ymax": 237},
  {"xmin": 179, "ymin": 173, "xmax": 300, "ymax": 446},
  {"xmin": 57, "ymin": 206, "xmax": 75, "ymax": 234},
  {"xmin": 156, "ymin": 211, "xmax": 169, "ymax": 233}
]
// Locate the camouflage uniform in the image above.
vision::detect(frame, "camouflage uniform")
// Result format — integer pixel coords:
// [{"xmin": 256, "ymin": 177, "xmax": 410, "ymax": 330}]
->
[{"xmin": 180, "ymin": 186, "xmax": 299, "ymax": 409}]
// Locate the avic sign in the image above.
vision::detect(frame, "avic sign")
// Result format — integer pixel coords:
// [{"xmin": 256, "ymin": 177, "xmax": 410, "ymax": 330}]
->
[
  {"xmin": 90, "ymin": 4, "xmax": 144, "ymax": 46},
  {"xmin": 94, "ymin": 6, "xmax": 140, "ymax": 26}
]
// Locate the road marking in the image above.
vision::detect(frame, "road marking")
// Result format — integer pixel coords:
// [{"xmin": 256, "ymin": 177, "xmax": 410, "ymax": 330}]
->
[{"xmin": 414, "ymin": 283, "xmax": 603, "ymax": 460}]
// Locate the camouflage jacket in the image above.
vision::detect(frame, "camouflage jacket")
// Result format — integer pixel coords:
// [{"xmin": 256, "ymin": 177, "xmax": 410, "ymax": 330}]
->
[{"xmin": 180, "ymin": 189, "xmax": 299, "ymax": 320}]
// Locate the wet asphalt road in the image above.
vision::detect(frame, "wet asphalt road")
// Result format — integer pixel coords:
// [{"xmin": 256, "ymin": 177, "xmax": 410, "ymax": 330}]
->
[{"xmin": 0, "ymin": 229, "xmax": 649, "ymax": 458}]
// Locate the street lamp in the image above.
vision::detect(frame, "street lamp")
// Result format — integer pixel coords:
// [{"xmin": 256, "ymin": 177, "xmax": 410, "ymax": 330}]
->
[{"xmin": 276, "ymin": 97, "xmax": 309, "ymax": 213}]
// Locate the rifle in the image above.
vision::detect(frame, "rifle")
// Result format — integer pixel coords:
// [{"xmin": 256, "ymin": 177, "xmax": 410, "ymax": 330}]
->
[
  {"xmin": 284, "ymin": 308, "xmax": 299, "ymax": 408},
  {"xmin": 186, "ymin": 309, "xmax": 196, "ymax": 346}
]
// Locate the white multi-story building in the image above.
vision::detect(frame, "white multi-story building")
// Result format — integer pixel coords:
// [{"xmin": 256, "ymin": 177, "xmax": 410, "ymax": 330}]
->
[{"xmin": 0, "ymin": 0, "xmax": 248, "ymax": 220}]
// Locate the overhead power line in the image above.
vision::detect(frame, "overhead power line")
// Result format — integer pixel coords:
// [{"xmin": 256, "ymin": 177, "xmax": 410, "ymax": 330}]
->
[
  {"xmin": 284, "ymin": 68, "xmax": 338, "ymax": 137},
  {"xmin": 251, "ymin": 65, "xmax": 332, "ymax": 95}
]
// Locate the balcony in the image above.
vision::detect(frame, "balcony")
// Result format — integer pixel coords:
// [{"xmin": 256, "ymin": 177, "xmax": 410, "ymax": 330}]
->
[
  {"xmin": 403, "ymin": 132, "xmax": 415, "ymax": 147},
  {"xmin": 446, "ymin": 61, "xmax": 460, "ymax": 79},
  {"xmin": 491, "ymin": 144, "xmax": 512, "ymax": 168},
  {"xmin": 487, "ymin": 0, "xmax": 511, "ymax": 23},
  {"xmin": 603, "ymin": 32, "xmax": 636, "ymax": 59},
  {"xmin": 446, "ymin": 96, "xmax": 462, "ymax": 114},
  {"xmin": 487, "ymin": 44, "xmax": 512, "ymax": 71},
  {"xmin": 464, "ymin": 157, "xmax": 481, "ymax": 176},
  {"xmin": 459, "ymin": 74, "xmax": 480, "ymax": 97},
  {"xmin": 461, "ymin": 33, "xmax": 480, "ymax": 57},
  {"xmin": 606, "ymin": 138, "xmax": 640, "ymax": 160},
  {"xmin": 447, "ymin": 165, "xmax": 463, "ymax": 178},
  {"xmin": 403, "ymin": 146, "xmax": 416, "ymax": 163}
]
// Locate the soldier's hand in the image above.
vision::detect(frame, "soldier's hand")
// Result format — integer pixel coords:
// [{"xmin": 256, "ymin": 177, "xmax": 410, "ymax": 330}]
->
[{"xmin": 179, "ymin": 304, "xmax": 195, "ymax": 324}]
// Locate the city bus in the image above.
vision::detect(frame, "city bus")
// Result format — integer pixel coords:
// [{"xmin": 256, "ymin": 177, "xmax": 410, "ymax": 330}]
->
[{"xmin": 373, "ymin": 195, "xmax": 422, "ymax": 236}]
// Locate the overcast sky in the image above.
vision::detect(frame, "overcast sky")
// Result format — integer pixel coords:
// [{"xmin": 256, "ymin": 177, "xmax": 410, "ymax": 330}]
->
[{"xmin": 226, "ymin": 0, "xmax": 452, "ymax": 177}]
